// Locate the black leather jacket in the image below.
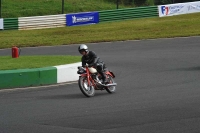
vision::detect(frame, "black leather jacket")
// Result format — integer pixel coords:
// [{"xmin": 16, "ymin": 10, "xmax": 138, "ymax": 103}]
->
[{"xmin": 81, "ymin": 51, "xmax": 101, "ymax": 67}]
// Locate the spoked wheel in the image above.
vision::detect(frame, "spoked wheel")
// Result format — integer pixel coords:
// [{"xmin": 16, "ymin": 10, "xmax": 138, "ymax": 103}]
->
[
  {"xmin": 105, "ymin": 75, "xmax": 116, "ymax": 93},
  {"xmin": 78, "ymin": 76, "xmax": 95, "ymax": 97}
]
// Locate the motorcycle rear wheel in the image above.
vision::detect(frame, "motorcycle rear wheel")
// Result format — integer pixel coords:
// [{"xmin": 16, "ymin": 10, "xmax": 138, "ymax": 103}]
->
[
  {"xmin": 105, "ymin": 75, "xmax": 116, "ymax": 93},
  {"xmin": 78, "ymin": 76, "xmax": 95, "ymax": 97}
]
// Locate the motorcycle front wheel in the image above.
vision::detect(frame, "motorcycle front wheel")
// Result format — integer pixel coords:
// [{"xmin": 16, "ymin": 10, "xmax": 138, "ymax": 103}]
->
[{"xmin": 78, "ymin": 76, "xmax": 95, "ymax": 97}]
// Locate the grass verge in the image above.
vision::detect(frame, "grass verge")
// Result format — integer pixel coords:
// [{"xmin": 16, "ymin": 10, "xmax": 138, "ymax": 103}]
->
[
  {"xmin": 0, "ymin": 56, "xmax": 81, "ymax": 70},
  {"xmin": 1, "ymin": 13, "xmax": 200, "ymax": 70},
  {"xmin": 0, "ymin": 13, "xmax": 200, "ymax": 49}
]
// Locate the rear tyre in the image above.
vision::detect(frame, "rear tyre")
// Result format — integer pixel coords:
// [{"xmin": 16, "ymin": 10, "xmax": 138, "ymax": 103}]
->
[
  {"xmin": 105, "ymin": 75, "xmax": 116, "ymax": 93},
  {"xmin": 78, "ymin": 76, "xmax": 95, "ymax": 97}
]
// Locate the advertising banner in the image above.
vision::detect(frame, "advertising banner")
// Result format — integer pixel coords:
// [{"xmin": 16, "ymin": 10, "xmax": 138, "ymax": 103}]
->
[
  {"xmin": 158, "ymin": 1, "xmax": 200, "ymax": 17},
  {"xmin": 0, "ymin": 19, "xmax": 3, "ymax": 30},
  {"xmin": 66, "ymin": 12, "xmax": 99, "ymax": 26}
]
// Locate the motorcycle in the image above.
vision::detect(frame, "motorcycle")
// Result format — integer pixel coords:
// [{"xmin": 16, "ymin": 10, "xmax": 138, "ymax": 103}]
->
[{"xmin": 77, "ymin": 65, "xmax": 117, "ymax": 97}]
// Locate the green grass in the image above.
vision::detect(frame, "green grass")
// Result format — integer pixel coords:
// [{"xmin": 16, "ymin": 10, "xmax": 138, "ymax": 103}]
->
[
  {"xmin": 0, "ymin": 13, "xmax": 200, "ymax": 49},
  {"xmin": 0, "ymin": 56, "xmax": 81, "ymax": 70},
  {"xmin": 1, "ymin": 12, "xmax": 200, "ymax": 70},
  {"xmin": 2, "ymin": 0, "xmax": 128, "ymax": 18}
]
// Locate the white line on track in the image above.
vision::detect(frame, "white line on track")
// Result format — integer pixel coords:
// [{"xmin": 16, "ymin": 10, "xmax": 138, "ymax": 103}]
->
[{"xmin": 0, "ymin": 81, "xmax": 78, "ymax": 92}]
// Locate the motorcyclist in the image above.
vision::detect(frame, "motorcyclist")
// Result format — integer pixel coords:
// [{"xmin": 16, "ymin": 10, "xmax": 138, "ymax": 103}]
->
[{"xmin": 78, "ymin": 44, "xmax": 108, "ymax": 84}]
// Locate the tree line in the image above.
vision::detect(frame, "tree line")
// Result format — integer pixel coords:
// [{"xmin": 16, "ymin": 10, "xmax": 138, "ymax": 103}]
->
[{"xmin": 105, "ymin": 0, "xmax": 198, "ymax": 6}]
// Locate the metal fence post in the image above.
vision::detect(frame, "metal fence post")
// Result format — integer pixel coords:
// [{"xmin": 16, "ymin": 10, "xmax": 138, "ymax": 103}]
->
[
  {"xmin": 62, "ymin": 0, "xmax": 64, "ymax": 14},
  {"xmin": 117, "ymin": 0, "xmax": 119, "ymax": 9}
]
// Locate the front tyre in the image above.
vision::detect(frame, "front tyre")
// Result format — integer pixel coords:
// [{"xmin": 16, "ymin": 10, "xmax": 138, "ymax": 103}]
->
[
  {"xmin": 105, "ymin": 75, "xmax": 116, "ymax": 93},
  {"xmin": 78, "ymin": 76, "xmax": 95, "ymax": 97}
]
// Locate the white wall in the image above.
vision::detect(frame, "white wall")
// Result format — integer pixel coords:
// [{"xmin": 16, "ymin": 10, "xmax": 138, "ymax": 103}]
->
[
  {"xmin": 55, "ymin": 62, "xmax": 81, "ymax": 83},
  {"xmin": 18, "ymin": 14, "xmax": 66, "ymax": 30},
  {"xmin": 0, "ymin": 19, "xmax": 3, "ymax": 29}
]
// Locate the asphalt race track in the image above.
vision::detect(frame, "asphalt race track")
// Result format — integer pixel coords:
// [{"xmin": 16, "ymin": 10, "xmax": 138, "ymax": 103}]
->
[{"xmin": 1, "ymin": 37, "xmax": 200, "ymax": 133}]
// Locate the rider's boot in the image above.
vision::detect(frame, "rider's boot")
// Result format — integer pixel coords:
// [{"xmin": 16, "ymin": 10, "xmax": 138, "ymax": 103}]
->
[{"xmin": 102, "ymin": 73, "xmax": 108, "ymax": 85}]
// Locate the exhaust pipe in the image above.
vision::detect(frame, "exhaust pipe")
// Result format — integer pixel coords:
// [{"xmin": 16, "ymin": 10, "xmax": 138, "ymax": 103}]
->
[
  {"xmin": 95, "ymin": 79, "xmax": 117, "ymax": 87},
  {"xmin": 104, "ymin": 83, "xmax": 117, "ymax": 87}
]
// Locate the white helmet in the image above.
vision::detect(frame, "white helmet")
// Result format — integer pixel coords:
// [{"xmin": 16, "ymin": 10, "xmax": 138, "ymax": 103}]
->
[{"xmin": 78, "ymin": 44, "xmax": 88, "ymax": 53}]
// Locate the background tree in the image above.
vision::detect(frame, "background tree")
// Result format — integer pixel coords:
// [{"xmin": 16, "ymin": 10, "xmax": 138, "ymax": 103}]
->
[{"xmin": 105, "ymin": 0, "xmax": 198, "ymax": 5}]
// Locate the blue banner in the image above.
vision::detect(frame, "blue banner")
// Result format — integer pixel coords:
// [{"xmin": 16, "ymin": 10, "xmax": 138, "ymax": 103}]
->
[{"xmin": 66, "ymin": 12, "xmax": 99, "ymax": 26}]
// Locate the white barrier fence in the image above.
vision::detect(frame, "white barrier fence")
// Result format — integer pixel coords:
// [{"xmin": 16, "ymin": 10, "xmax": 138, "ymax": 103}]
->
[
  {"xmin": 55, "ymin": 62, "xmax": 81, "ymax": 83},
  {"xmin": 0, "ymin": 19, "xmax": 3, "ymax": 30},
  {"xmin": 18, "ymin": 14, "xmax": 66, "ymax": 30},
  {"xmin": 158, "ymin": 1, "xmax": 200, "ymax": 17}
]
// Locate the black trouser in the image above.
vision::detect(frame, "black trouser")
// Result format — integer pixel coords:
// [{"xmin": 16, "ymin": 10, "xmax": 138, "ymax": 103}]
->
[{"xmin": 95, "ymin": 62, "xmax": 106, "ymax": 81}]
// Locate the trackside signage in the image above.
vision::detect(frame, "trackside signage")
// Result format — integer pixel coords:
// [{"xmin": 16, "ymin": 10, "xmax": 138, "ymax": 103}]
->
[
  {"xmin": 0, "ymin": 19, "xmax": 3, "ymax": 30},
  {"xmin": 158, "ymin": 1, "xmax": 200, "ymax": 17},
  {"xmin": 66, "ymin": 12, "xmax": 99, "ymax": 26}
]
